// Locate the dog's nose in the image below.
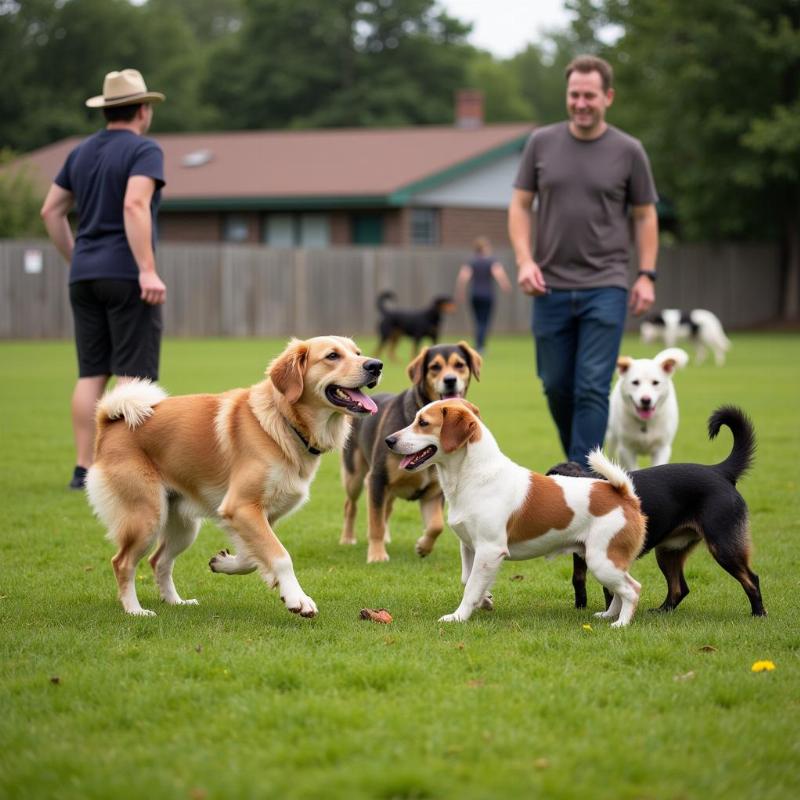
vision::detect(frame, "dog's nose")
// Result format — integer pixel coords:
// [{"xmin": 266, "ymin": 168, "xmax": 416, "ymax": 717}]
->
[
  {"xmin": 364, "ymin": 359, "xmax": 383, "ymax": 376},
  {"xmin": 385, "ymin": 435, "xmax": 398, "ymax": 449},
  {"xmin": 640, "ymin": 396, "xmax": 652, "ymax": 408},
  {"xmin": 443, "ymin": 375, "xmax": 457, "ymax": 387}
]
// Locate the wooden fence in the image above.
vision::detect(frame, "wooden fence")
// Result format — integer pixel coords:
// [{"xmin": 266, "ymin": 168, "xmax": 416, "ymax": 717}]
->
[{"xmin": 0, "ymin": 240, "xmax": 781, "ymax": 340}]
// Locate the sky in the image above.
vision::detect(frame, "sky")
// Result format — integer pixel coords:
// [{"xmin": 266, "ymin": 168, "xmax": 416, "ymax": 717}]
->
[{"xmin": 438, "ymin": 0, "xmax": 572, "ymax": 59}]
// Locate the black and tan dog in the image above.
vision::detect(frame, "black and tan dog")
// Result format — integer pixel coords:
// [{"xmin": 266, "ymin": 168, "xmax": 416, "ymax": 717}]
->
[
  {"xmin": 548, "ymin": 406, "xmax": 765, "ymax": 617},
  {"xmin": 341, "ymin": 341, "xmax": 481, "ymax": 563},
  {"xmin": 375, "ymin": 291, "xmax": 456, "ymax": 361}
]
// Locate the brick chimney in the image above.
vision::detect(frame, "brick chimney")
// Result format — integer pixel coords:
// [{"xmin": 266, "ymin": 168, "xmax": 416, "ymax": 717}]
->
[{"xmin": 455, "ymin": 89, "xmax": 484, "ymax": 128}]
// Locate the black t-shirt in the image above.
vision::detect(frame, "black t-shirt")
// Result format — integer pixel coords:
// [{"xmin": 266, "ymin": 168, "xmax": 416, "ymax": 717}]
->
[{"xmin": 55, "ymin": 129, "xmax": 165, "ymax": 283}]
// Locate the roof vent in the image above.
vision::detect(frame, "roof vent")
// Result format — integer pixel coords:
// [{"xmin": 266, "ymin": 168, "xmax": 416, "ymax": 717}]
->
[{"xmin": 181, "ymin": 149, "xmax": 213, "ymax": 168}]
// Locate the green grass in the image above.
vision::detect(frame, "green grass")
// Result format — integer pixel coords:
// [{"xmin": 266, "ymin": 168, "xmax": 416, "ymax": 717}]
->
[{"xmin": 1, "ymin": 333, "xmax": 799, "ymax": 800}]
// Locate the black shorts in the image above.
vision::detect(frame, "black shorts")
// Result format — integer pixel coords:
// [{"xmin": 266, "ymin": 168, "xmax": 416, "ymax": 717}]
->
[{"xmin": 70, "ymin": 279, "xmax": 162, "ymax": 379}]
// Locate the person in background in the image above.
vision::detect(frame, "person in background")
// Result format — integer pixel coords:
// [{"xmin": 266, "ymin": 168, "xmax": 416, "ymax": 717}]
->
[
  {"xmin": 508, "ymin": 54, "xmax": 659, "ymax": 467},
  {"xmin": 454, "ymin": 236, "xmax": 512, "ymax": 353},
  {"xmin": 40, "ymin": 69, "xmax": 167, "ymax": 489}
]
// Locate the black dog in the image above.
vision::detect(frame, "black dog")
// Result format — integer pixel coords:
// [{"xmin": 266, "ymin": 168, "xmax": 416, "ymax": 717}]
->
[
  {"xmin": 340, "ymin": 342, "xmax": 481, "ymax": 563},
  {"xmin": 547, "ymin": 406, "xmax": 765, "ymax": 616},
  {"xmin": 375, "ymin": 291, "xmax": 455, "ymax": 361}
]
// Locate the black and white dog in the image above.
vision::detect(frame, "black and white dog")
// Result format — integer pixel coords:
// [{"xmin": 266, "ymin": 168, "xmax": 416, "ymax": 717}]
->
[
  {"xmin": 640, "ymin": 309, "xmax": 731, "ymax": 366},
  {"xmin": 549, "ymin": 406, "xmax": 765, "ymax": 617}
]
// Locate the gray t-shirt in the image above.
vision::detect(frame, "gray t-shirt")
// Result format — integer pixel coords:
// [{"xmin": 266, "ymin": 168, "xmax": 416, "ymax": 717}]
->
[{"xmin": 514, "ymin": 122, "xmax": 658, "ymax": 290}]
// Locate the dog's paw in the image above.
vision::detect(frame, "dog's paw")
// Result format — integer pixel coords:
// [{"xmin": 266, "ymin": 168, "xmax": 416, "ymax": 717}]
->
[
  {"xmin": 478, "ymin": 593, "xmax": 494, "ymax": 611},
  {"xmin": 415, "ymin": 535, "xmax": 433, "ymax": 557},
  {"xmin": 208, "ymin": 549, "xmax": 257, "ymax": 576},
  {"xmin": 438, "ymin": 611, "xmax": 468, "ymax": 623},
  {"xmin": 367, "ymin": 545, "xmax": 390, "ymax": 564},
  {"xmin": 339, "ymin": 534, "xmax": 357, "ymax": 546},
  {"xmin": 610, "ymin": 618, "xmax": 630, "ymax": 628},
  {"xmin": 280, "ymin": 590, "xmax": 318, "ymax": 618},
  {"xmin": 126, "ymin": 607, "xmax": 156, "ymax": 617},
  {"xmin": 208, "ymin": 549, "xmax": 231, "ymax": 572},
  {"xmin": 168, "ymin": 598, "xmax": 199, "ymax": 606}
]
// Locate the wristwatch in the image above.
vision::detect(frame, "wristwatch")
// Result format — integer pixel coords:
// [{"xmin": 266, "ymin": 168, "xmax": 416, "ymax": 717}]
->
[{"xmin": 637, "ymin": 269, "xmax": 657, "ymax": 282}]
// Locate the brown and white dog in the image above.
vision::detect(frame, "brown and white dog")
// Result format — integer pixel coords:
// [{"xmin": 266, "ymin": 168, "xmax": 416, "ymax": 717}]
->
[
  {"xmin": 86, "ymin": 336, "xmax": 382, "ymax": 618},
  {"xmin": 385, "ymin": 399, "xmax": 646, "ymax": 626}
]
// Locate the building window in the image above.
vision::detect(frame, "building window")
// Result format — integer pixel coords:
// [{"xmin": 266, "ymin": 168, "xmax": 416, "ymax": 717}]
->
[
  {"xmin": 262, "ymin": 213, "xmax": 330, "ymax": 248},
  {"xmin": 410, "ymin": 208, "xmax": 439, "ymax": 245},
  {"xmin": 351, "ymin": 213, "xmax": 384, "ymax": 245},
  {"xmin": 264, "ymin": 214, "xmax": 295, "ymax": 247},
  {"xmin": 299, "ymin": 214, "xmax": 330, "ymax": 248},
  {"xmin": 223, "ymin": 214, "xmax": 250, "ymax": 243}
]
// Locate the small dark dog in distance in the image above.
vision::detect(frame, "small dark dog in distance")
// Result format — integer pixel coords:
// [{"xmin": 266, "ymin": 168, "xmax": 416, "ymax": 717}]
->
[
  {"xmin": 375, "ymin": 290, "xmax": 456, "ymax": 361},
  {"xmin": 341, "ymin": 341, "xmax": 481, "ymax": 563},
  {"xmin": 547, "ymin": 406, "xmax": 765, "ymax": 617}
]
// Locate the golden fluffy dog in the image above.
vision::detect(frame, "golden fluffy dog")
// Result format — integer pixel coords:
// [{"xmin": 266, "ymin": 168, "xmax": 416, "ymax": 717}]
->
[{"xmin": 86, "ymin": 336, "xmax": 382, "ymax": 617}]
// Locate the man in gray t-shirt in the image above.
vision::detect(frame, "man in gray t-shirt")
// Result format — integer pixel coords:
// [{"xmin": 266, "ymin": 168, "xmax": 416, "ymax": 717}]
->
[{"xmin": 508, "ymin": 54, "xmax": 659, "ymax": 468}]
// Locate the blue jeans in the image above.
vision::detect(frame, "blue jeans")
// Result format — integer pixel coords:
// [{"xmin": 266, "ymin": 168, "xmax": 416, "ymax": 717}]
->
[
  {"xmin": 532, "ymin": 287, "xmax": 628, "ymax": 466},
  {"xmin": 470, "ymin": 295, "xmax": 494, "ymax": 351}
]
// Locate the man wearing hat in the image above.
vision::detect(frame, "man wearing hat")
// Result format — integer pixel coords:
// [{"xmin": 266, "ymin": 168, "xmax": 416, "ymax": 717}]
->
[{"xmin": 40, "ymin": 69, "xmax": 167, "ymax": 489}]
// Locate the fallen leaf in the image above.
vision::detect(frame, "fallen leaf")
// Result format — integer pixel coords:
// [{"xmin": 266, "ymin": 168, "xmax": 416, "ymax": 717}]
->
[
  {"xmin": 194, "ymin": 645, "xmax": 203, "ymax": 653},
  {"xmin": 359, "ymin": 608, "xmax": 393, "ymax": 624},
  {"xmin": 699, "ymin": 645, "xmax": 718, "ymax": 653},
  {"xmin": 510, "ymin": 574, "xmax": 525, "ymax": 581},
  {"xmin": 456, "ymin": 642, "xmax": 465, "ymax": 650},
  {"xmin": 83, "ymin": 565, "xmax": 94, "ymax": 572},
  {"xmin": 751, "ymin": 660, "xmax": 776, "ymax": 673},
  {"xmin": 189, "ymin": 788, "xmax": 207, "ymax": 800},
  {"xmin": 582, "ymin": 624, "xmax": 593, "ymax": 632},
  {"xmin": 467, "ymin": 678, "xmax": 484, "ymax": 688},
  {"xmin": 50, "ymin": 676, "xmax": 61, "ymax": 685},
  {"xmin": 674, "ymin": 671, "xmax": 696, "ymax": 682},
  {"xmin": 533, "ymin": 758, "xmax": 550, "ymax": 770}
]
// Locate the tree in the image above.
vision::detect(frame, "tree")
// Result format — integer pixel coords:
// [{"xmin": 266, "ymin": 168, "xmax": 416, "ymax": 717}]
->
[
  {"xmin": 464, "ymin": 52, "xmax": 533, "ymax": 123},
  {"xmin": 0, "ymin": 149, "xmax": 45, "ymax": 237},
  {"xmin": 204, "ymin": 0, "xmax": 474, "ymax": 129},
  {"xmin": 0, "ymin": 0, "xmax": 221, "ymax": 151}
]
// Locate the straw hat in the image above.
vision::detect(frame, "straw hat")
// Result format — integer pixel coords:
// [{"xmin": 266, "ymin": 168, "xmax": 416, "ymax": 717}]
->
[{"xmin": 86, "ymin": 69, "xmax": 165, "ymax": 108}]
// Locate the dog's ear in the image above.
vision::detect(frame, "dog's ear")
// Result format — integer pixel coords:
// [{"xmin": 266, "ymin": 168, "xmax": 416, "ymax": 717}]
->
[
  {"xmin": 406, "ymin": 348, "xmax": 429, "ymax": 384},
  {"xmin": 456, "ymin": 340, "xmax": 482, "ymax": 381},
  {"xmin": 656, "ymin": 347, "xmax": 689, "ymax": 374},
  {"xmin": 616, "ymin": 356, "xmax": 633, "ymax": 375},
  {"xmin": 440, "ymin": 405, "xmax": 481, "ymax": 453},
  {"xmin": 269, "ymin": 339, "xmax": 309, "ymax": 404},
  {"xmin": 459, "ymin": 399, "xmax": 481, "ymax": 417}
]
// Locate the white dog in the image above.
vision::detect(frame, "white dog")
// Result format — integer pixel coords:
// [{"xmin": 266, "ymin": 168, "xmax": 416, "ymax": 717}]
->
[
  {"xmin": 640, "ymin": 309, "xmax": 730, "ymax": 365},
  {"xmin": 605, "ymin": 347, "xmax": 689, "ymax": 470},
  {"xmin": 385, "ymin": 399, "xmax": 646, "ymax": 627}
]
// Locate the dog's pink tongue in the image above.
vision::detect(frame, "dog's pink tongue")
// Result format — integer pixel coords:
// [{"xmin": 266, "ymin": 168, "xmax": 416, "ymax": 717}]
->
[
  {"xmin": 637, "ymin": 407, "xmax": 655, "ymax": 420},
  {"xmin": 399, "ymin": 454, "xmax": 415, "ymax": 469},
  {"xmin": 342, "ymin": 388, "xmax": 378, "ymax": 414}
]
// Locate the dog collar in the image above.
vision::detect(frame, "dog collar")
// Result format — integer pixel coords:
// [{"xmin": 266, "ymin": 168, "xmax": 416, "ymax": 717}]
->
[{"xmin": 290, "ymin": 424, "xmax": 322, "ymax": 456}]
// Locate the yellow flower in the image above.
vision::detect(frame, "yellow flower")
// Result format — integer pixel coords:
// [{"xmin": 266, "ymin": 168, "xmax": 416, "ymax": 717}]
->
[
  {"xmin": 751, "ymin": 660, "xmax": 776, "ymax": 673},
  {"xmin": 582, "ymin": 624, "xmax": 593, "ymax": 631}
]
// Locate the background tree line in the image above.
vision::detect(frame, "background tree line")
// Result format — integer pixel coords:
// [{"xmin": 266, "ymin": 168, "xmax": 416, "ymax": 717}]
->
[{"xmin": 1, "ymin": 0, "xmax": 798, "ymax": 315}]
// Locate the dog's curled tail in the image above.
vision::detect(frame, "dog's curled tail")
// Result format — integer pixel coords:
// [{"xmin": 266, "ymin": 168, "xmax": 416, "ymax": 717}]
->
[
  {"xmin": 376, "ymin": 290, "xmax": 396, "ymax": 313},
  {"xmin": 709, "ymin": 405, "xmax": 755, "ymax": 484},
  {"xmin": 96, "ymin": 379, "xmax": 168, "ymax": 430},
  {"xmin": 587, "ymin": 448, "xmax": 637, "ymax": 499}
]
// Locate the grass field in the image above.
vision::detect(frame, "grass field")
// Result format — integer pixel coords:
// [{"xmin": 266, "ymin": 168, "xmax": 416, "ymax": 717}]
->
[{"xmin": 1, "ymin": 332, "xmax": 799, "ymax": 800}]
